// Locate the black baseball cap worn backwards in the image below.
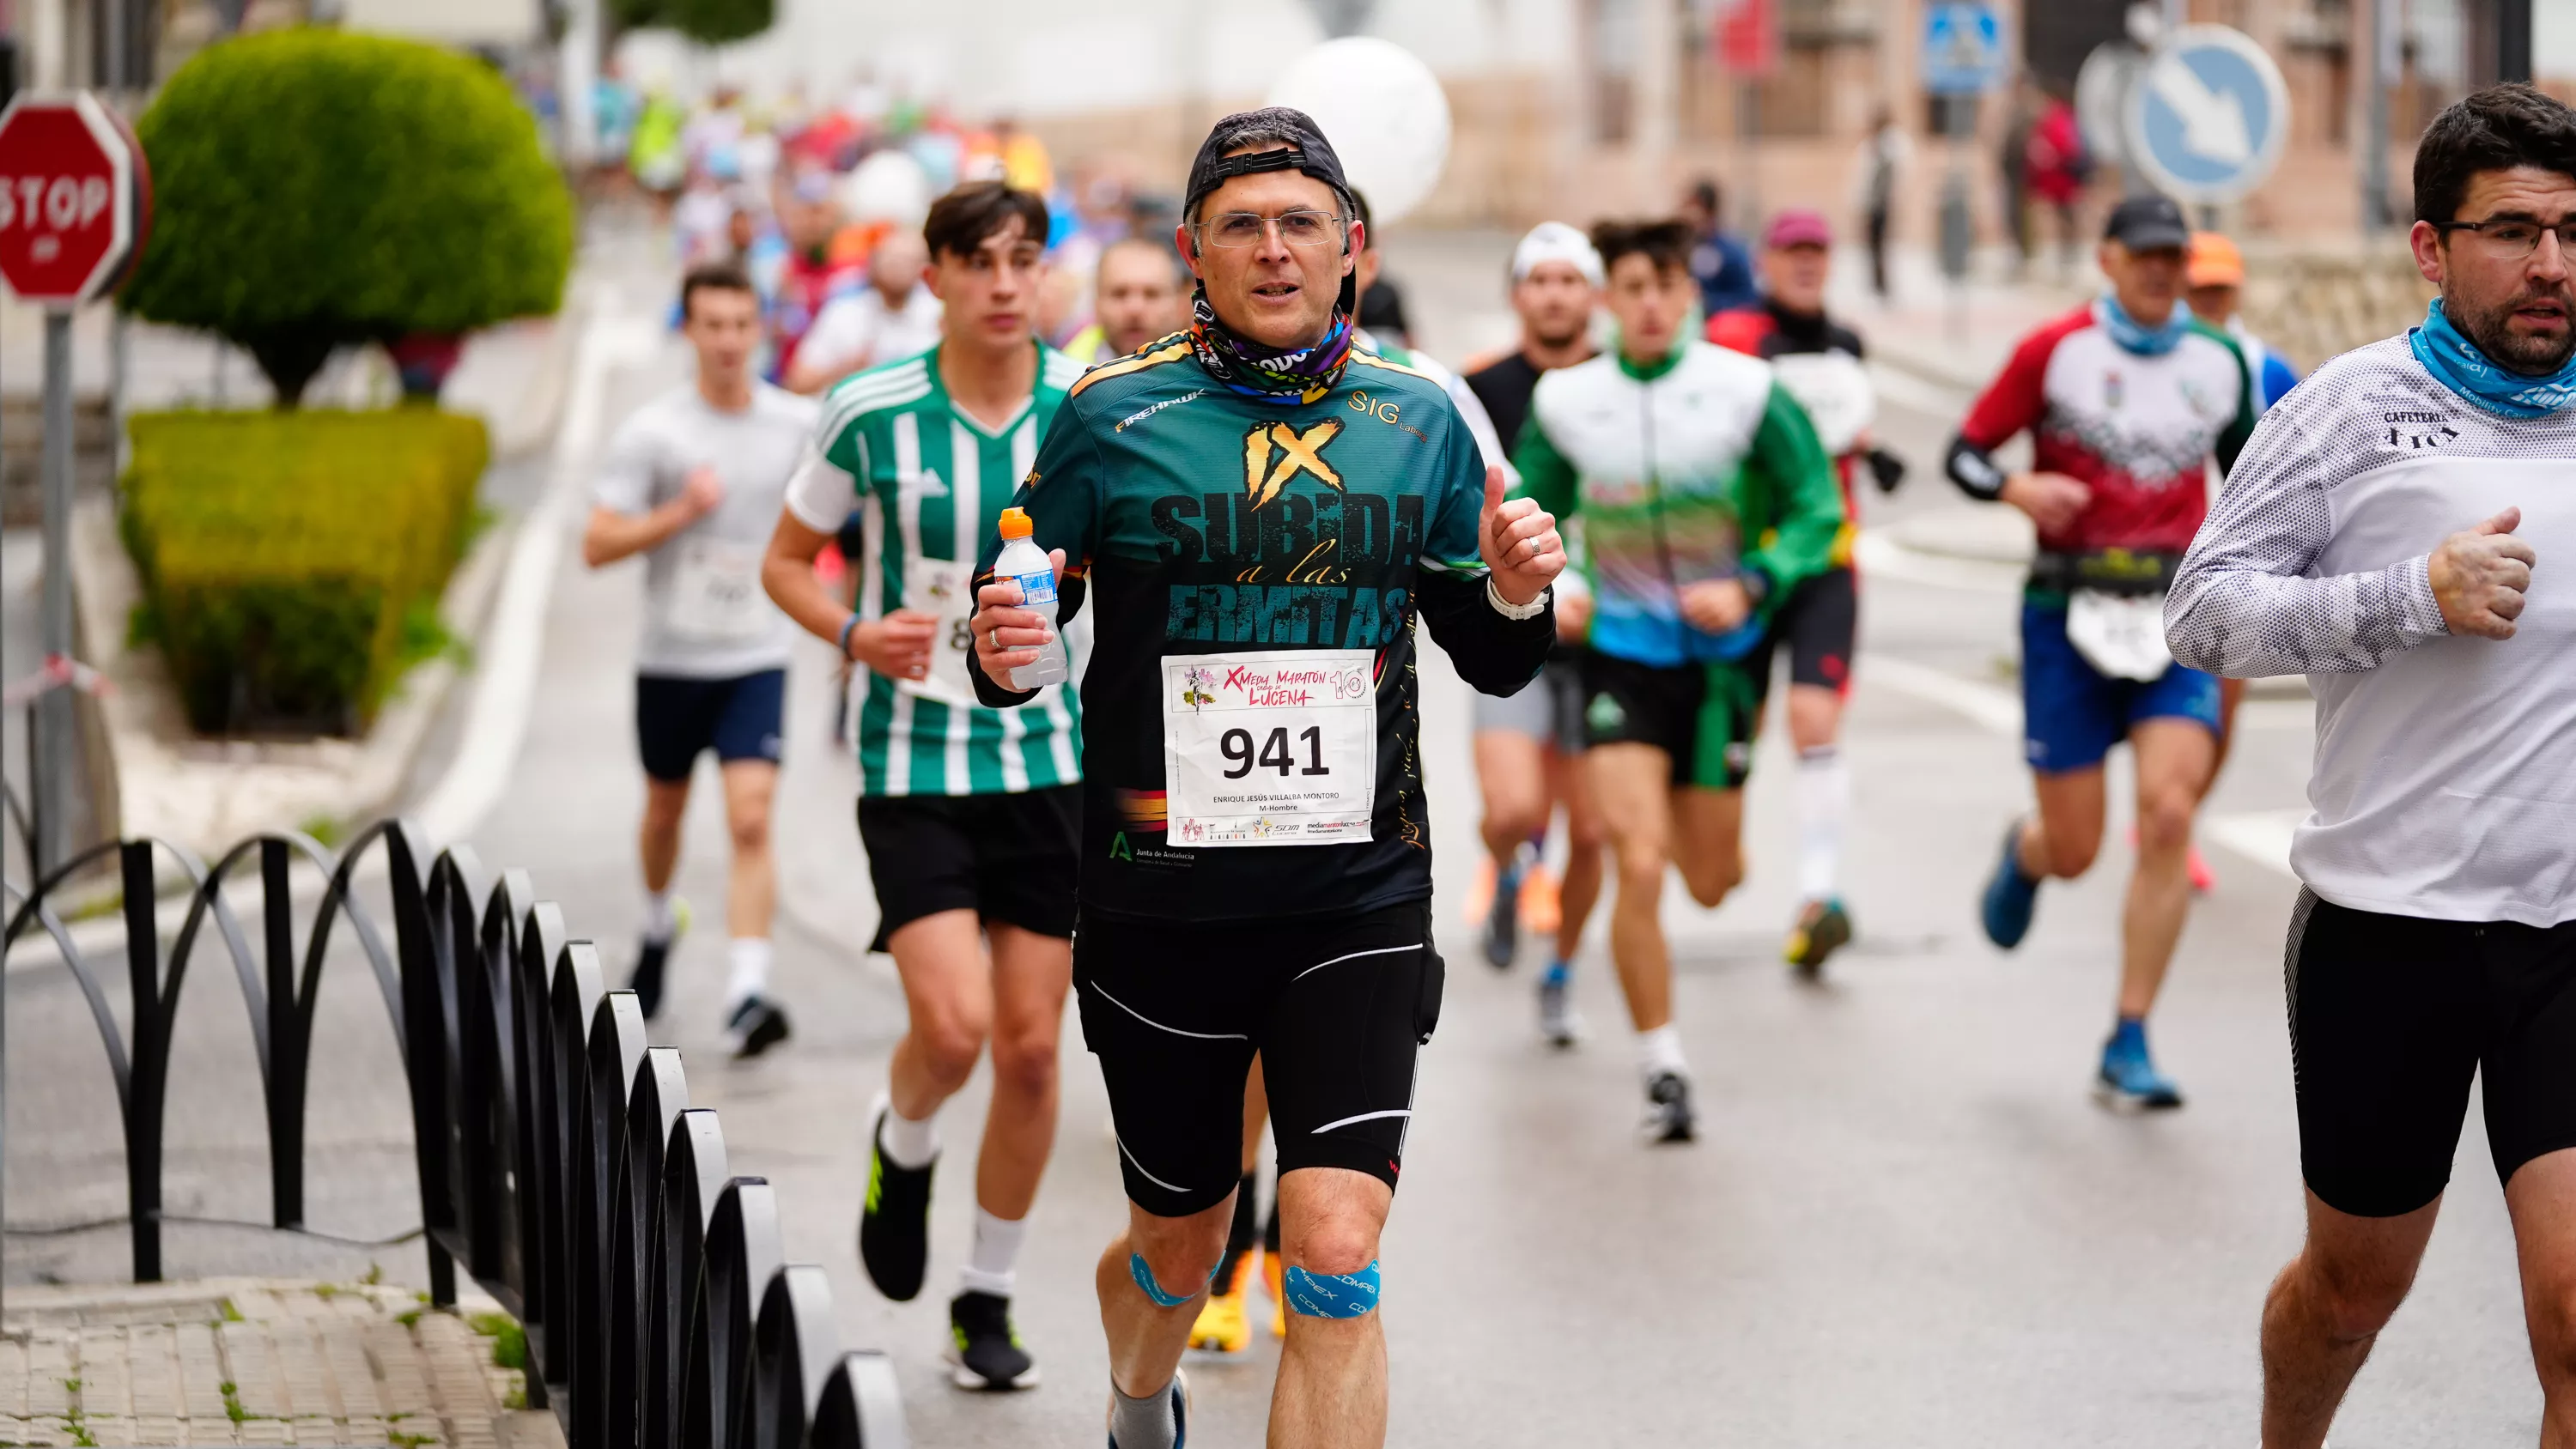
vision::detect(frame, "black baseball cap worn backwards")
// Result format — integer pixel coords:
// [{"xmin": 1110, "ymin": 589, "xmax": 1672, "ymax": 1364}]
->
[
  {"xmin": 1184, "ymin": 107, "xmax": 1362, "ymax": 312},
  {"xmin": 2103, "ymin": 194, "xmax": 2191, "ymax": 252}
]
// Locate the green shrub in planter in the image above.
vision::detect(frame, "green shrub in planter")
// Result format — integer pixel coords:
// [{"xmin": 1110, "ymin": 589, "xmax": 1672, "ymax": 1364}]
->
[
  {"xmin": 123, "ymin": 409, "xmax": 489, "ymax": 736},
  {"xmin": 120, "ymin": 28, "xmax": 574, "ymax": 407}
]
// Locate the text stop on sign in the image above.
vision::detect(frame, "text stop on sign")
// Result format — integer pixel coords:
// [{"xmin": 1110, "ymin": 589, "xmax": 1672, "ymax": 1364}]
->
[{"xmin": 0, "ymin": 91, "xmax": 149, "ymax": 306}]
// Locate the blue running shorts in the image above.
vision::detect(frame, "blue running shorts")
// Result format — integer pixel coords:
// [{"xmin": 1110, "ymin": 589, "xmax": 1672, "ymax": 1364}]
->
[{"xmin": 2019, "ymin": 600, "xmax": 2219, "ymax": 775}]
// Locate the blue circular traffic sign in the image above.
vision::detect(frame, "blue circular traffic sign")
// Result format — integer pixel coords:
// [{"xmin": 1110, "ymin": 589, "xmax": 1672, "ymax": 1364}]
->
[{"xmin": 2123, "ymin": 25, "xmax": 2290, "ymax": 205}]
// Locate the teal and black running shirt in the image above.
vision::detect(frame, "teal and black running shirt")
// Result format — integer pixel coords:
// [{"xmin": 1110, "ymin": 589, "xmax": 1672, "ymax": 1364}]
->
[
  {"xmin": 969, "ymin": 336, "xmax": 1556, "ymax": 923},
  {"xmin": 783, "ymin": 343, "xmax": 1090, "ymax": 797}
]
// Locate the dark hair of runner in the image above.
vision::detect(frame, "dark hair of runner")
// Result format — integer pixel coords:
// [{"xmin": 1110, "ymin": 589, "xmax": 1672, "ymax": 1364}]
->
[
  {"xmin": 1686, "ymin": 179, "xmax": 1721, "ymax": 216},
  {"xmin": 2412, "ymin": 83, "xmax": 2576, "ymax": 227},
  {"xmin": 677, "ymin": 261, "xmax": 756, "ymax": 321},
  {"xmin": 923, "ymin": 180, "xmax": 1051, "ymax": 264},
  {"xmin": 1590, "ymin": 218, "xmax": 1694, "ymax": 276}
]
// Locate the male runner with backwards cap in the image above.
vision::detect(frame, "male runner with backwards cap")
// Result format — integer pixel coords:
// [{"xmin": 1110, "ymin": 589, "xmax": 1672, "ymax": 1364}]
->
[
  {"xmin": 1946, "ymin": 193, "xmax": 2255, "ymax": 1111},
  {"xmin": 968, "ymin": 108, "xmax": 1563, "ymax": 1449},
  {"xmin": 1186, "ymin": 185, "xmax": 1528, "ymax": 1359},
  {"xmin": 1466, "ymin": 221, "xmax": 1607, "ymax": 1044},
  {"xmin": 2168, "ymin": 83, "xmax": 2576, "ymax": 1448}
]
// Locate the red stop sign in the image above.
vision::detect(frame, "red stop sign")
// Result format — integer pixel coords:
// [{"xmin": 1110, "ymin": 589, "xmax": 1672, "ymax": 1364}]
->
[{"xmin": 0, "ymin": 93, "xmax": 147, "ymax": 306}]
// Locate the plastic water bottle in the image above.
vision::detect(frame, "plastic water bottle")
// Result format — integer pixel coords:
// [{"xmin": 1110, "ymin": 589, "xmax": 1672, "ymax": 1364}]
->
[{"xmin": 993, "ymin": 506, "xmax": 1066, "ymax": 691}]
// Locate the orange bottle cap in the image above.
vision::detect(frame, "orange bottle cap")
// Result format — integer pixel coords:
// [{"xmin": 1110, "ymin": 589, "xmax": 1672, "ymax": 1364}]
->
[{"xmin": 999, "ymin": 506, "xmax": 1034, "ymax": 539}]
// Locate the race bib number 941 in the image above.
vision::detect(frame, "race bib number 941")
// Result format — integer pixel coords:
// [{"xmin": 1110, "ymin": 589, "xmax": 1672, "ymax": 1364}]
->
[{"xmin": 1161, "ymin": 648, "xmax": 1376, "ymax": 847}]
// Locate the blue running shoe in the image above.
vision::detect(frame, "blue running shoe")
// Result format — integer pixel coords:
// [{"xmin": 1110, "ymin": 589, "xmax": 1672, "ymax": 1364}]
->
[
  {"xmin": 1979, "ymin": 820, "xmax": 2041, "ymax": 949},
  {"xmin": 2095, "ymin": 1019, "xmax": 2184, "ymax": 1112}
]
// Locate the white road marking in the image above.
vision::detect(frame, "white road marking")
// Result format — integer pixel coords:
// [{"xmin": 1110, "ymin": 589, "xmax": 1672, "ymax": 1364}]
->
[
  {"xmin": 1857, "ymin": 652, "xmax": 2021, "ymax": 735},
  {"xmin": 415, "ymin": 303, "xmax": 661, "ymax": 847}
]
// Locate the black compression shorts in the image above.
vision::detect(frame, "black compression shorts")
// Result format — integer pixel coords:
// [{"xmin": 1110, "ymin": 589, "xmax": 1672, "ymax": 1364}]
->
[
  {"xmin": 1755, "ymin": 566, "xmax": 1856, "ymax": 695},
  {"xmin": 1075, "ymin": 900, "xmax": 1443, "ymax": 1217},
  {"xmin": 1581, "ymin": 652, "xmax": 1766, "ymax": 791},
  {"xmin": 2287, "ymin": 889, "xmax": 2576, "ymax": 1218},
  {"xmin": 856, "ymin": 785, "xmax": 1081, "ymax": 953}
]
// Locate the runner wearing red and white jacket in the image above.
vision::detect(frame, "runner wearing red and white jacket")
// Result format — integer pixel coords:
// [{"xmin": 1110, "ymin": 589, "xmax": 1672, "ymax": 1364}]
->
[{"xmin": 1943, "ymin": 195, "xmax": 2255, "ymax": 1112}]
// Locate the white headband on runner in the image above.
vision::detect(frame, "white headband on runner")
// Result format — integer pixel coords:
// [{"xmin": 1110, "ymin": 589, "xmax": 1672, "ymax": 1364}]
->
[{"xmin": 1510, "ymin": 221, "xmax": 1605, "ymax": 288}]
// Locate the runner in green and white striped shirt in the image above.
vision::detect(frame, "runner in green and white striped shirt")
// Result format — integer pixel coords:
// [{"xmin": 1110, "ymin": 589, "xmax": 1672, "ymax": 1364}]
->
[
  {"xmin": 787, "ymin": 339, "xmax": 1088, "ymax": 796},
  {"xmin": 760, "ymin": 180, "xmax": 1084, "ymax": 1393}
]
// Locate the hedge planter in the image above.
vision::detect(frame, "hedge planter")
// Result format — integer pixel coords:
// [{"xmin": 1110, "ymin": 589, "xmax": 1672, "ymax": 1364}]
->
[{"xmin": 122, "ymin": 409, "xmax": 489, "ymax": 736}]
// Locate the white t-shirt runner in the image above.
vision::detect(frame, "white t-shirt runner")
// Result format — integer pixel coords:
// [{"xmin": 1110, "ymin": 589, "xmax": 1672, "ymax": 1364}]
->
[
  {"xmin": 799, "ymin": 284, "xmax": 945, "ymax": 385},
  {"xmin": 592, "ymin": 382, "xmax": 818, "ymax": 679},
  {"xmin": 2168, "ymin": 336, "xmax": 2575, "ymax": 926}
]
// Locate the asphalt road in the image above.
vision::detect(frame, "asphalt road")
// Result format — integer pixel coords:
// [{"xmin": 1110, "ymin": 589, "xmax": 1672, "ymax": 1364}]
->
[{"xmin": 3, "ymin": 228, "xmax": 2541, "ymax": 1446}]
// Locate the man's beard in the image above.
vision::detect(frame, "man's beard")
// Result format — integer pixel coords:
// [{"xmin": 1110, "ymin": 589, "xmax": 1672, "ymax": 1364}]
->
[
  {"xmin": 2451, "ymin": 283, "xmax": 2576, "ymax": 374},
  {"xmin": 1531, "ymin": 321, "xmax": 1589, "ymax": 350}
]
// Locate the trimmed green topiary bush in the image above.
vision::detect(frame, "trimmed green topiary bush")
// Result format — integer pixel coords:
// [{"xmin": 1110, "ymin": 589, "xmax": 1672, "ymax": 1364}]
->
[
  {"xmin": 123, "ymin": 409, "xmax": 489, "ymax": 736},
  {"xmin": 613, "ymin": 0, "xmax": 776, "ymax": 43},
  {"xmin": 121, "ymin": 28, "xmax": 574, "ymax": 407}
]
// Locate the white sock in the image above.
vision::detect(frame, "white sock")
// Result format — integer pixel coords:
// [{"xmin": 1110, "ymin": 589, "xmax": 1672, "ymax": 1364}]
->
[
  {"xmin": 643, "ymin": 889, "xmax": 677, "ymax": 943},
  {"xmin": 1795, "ymin": 745, "xmax": 1851, "ymax": 903},
  {"xmin": 875, "ymin": 1092, "xmax": 939, "ymax": 1169},
  {"xmin": 721, "ymin": 937, "xmax": 771, "ymax": 1013},
  {"xmin": 957, "ymin": 1207, "xmax": 1029, "ymax": 1298},
  {"xmin": 1635, "ymin": 1023, "xmax": 1688, "ymax": 1083}
]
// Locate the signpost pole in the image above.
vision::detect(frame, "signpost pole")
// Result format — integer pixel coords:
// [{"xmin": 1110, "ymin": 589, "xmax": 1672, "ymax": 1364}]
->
[
  {"xmin": 2498, "ymin": 0, "xmax": 2532, "ymax": 84},
  {"xmin": 34, "ymin": 308, "xmax": 76, "ymax": 880},
  {"xmin": 2360, "ymin": 0, "xmax": 2397, "ymax": 232}
]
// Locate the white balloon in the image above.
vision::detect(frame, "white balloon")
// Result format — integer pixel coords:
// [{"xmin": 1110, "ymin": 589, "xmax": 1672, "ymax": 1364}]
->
[
  {"xmin": 844, "ymin": 149, "xmax": 933, "ymax": 226},
  {"xmin": 1266, "ymin": 37, "xmax": 1452, "ymax": 226}
]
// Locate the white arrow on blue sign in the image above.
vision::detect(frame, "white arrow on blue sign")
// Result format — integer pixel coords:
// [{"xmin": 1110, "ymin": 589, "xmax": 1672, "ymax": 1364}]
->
[
  {"xmin": 1921, "ymin": 3, "xmax": 2006, "ymax": 97},
  {"xmin": 2123, "ymin": 25, "xmax": 2291, "ymax": 205}
]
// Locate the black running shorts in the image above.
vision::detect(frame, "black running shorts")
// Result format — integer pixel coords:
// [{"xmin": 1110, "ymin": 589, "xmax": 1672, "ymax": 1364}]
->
[
  {"xmin": 2287, "ymin": 889, "xmax": 2576, "ymax": 1218},
  {"xmin": 1581, "ymin": 651, "xmax": 1766, "ymax": 791},
  {"xmin": 1075, "ymin": 900, "xmax": 1443, "ymax": 1217},
  {"xmin": 1754, "ymin": 566, "xmax": 1856, "ymax": 695},
  {"xmin": 855, "ymin": 785, "xmax": 1081, "ymax": 953},
  {"xmin": 634, "ymin": 669, "xmax": 786, "ymax": 783}
]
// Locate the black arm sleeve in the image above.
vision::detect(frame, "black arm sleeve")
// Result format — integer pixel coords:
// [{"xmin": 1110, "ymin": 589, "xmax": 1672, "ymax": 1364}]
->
[
  {"xmin": 1419, "ymin": 573, "xmax": 1552, "ymax": 696},
  {"xmin": 1945, "ymin": 434, "xmax": 2008, "ymax": 500}
]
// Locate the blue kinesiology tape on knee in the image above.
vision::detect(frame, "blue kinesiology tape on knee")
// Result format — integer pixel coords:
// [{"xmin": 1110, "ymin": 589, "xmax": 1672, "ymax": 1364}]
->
[
  {"xmin": 1284, "ymin": 1260, "xmax": 1382, "ymax": 1319},
  {"xmin": 1128, "ymin": 1252, "xmax": 1209, "ymax": 1309}
]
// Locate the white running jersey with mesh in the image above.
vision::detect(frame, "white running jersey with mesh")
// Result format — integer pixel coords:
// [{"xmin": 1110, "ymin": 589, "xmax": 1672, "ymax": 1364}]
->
[{"xmin": 2168, "ymin": 336, "xmax": 2575, "ymax": 925}]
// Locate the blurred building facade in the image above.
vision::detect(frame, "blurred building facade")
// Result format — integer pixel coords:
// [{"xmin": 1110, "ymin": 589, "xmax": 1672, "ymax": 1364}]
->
[{"xmin": 681, "ymin": 0, "xmax": 2572, "ymax": 243}]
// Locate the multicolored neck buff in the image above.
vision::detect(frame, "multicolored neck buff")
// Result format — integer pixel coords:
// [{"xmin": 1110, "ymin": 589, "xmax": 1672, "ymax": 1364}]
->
[
  {"xmin": 2410, "ymin": 297, "xmax": 2576, "ymax": 419},
  {"xmin": 1187, "ymin": 285, "xmax": 1355, "ymax": 404},
  {"xmin": 2094, "ymin": 294, "xmax": 2190, "ymax": 357}
]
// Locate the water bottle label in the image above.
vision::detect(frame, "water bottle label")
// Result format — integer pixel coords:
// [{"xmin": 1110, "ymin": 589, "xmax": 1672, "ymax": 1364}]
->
[{"xmin": 1013, "ymin": 569, "xmax": 1057, "ymax": 607}]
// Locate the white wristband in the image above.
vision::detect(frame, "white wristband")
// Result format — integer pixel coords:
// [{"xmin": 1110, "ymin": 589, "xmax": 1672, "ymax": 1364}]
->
[{"xmin": 1485, "ymin": 578, "xmax": 1548, "ymax": 621}]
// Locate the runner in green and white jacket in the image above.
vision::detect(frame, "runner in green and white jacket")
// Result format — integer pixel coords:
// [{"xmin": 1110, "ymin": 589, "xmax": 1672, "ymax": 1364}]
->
[{"xmin": 1508, "ymin": 217, "xmax": 1843, "ymax": 1143}]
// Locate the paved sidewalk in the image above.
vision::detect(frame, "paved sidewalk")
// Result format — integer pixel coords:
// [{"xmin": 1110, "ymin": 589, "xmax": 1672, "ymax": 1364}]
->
[{"xmin": 0, "ymin": 1280, "xmax": 553, "ymax": 1448}]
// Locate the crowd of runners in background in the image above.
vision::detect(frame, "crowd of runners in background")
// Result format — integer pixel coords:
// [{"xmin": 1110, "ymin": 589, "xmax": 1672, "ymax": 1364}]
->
[{"xmin": 570, "ymin": 64, "xmax": 2576, "ymax": 1449}]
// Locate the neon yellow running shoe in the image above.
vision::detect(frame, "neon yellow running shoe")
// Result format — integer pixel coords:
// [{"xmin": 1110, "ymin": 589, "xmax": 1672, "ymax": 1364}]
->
[
  {"xmin": 1188, "ymin": 1254, "xmax": 1254, "ymax": 1353},
  {"xmin": 1263, "ymin": 1248, "xmax": 1286, "ymax": 1339}
]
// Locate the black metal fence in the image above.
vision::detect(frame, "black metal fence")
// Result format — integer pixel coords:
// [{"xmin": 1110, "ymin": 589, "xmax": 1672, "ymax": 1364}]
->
[{"xmin": 2, "ymin": 816, "xmax": 908, "ymax": 1449}]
